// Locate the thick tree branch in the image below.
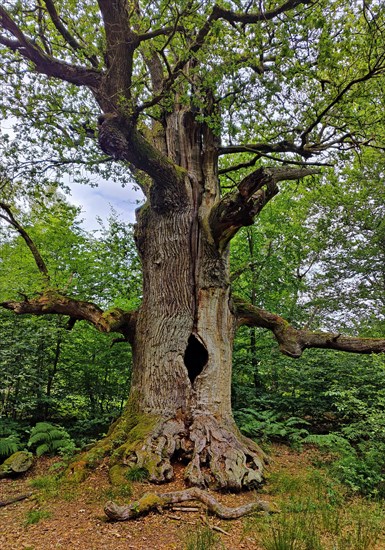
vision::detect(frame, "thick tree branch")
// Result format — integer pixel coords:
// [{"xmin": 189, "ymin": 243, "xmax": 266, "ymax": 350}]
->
[
  {"xmin": 97, "ymin": 0, "xmax": 138, "ymax": 101},
  {"xmin": 1, "ymin": 292, "xmax": 137, "ymax": 343},
  {"xmin": 43, "ymin": 0, "xmax": 99, "ymax": 67},
  {"xmin": 218, "ymin": 141, "xmax": 313, "ymax": 159},
  {"xmin": 211, "ymin": 166, "xmax": 318, "ymax": 250},
  {"xmin": 98, "ymin": 114, "xmax": 187, "ymax": 208},
  {"xmin": 234, "ymin": 298, "xmax": 385, "ymax": 358},
  {"xmin": 0, "ymin": 6, "xmax": 101, "ymax": 88},
  {"xmin": 214, "ymin": 0, "xmax": 313, "ymax": 25},
  {"xmin": 0, "ymin": 202, "xmax": 50, "ymax": 284}
]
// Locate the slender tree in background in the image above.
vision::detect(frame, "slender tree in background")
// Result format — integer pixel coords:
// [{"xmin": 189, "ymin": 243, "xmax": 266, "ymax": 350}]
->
[{"xmin": 1, "ymin": 0, "xmax": 385, "ymax": 490}]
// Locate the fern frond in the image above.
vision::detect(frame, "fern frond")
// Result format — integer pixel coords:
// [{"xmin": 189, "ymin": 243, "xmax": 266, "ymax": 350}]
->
[
  {"xmin": 51, "ymin": 439, "xmax": 71, "ymax": 451},
  {"xmin": 36, "ymin": 443, "xmax": 50, "ymax": 457},
  {"xmin": 28, "ymin": 432, "xmax": 50, "ymax": 446},
  {"xmin": 0, "ymin": 435, "xmax": 20, "ymax": 458},
  {"xmin": 47, "ymin": 430, "xmax": 68, "ymax": 441},
  {"xmin": 303, "ymin": 433, "xmax": 353, "ymax": 453},
  {"xmin": 28, "ymin": 422, "xmax": 73, "ymax": 457}
]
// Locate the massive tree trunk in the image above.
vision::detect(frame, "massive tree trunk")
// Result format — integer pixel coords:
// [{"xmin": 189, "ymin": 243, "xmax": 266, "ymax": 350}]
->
[{"xmin": 67, "ymin": 110, "xmax": 266, "ymax": 491}]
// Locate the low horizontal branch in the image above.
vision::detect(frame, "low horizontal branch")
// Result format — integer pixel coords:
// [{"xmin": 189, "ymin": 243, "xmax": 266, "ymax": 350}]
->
[
  {"xmin": 1, "ymin": 291, "xmax": 136, "ymax": 343},
  {"xmin": 234, "ymin": 297, "xmax": 385, "ymax": 358},
  {"xmin": 104, "ymin": 487, "xmax": 276, "ymax": 521}
]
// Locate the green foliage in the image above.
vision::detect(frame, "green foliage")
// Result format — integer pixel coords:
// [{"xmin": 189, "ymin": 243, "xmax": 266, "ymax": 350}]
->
[
  {"xmin": 0, "ymin": 418, "xmax": 27, "ymax": 459},
  {"xmin": 125, "ymin": 465, "xmax": 149, "ymax": 482},
  {"xmin": 28, "ymin": 422, "xmax": 74, "ymax": 457},
  {"xmin": 0, "ymin": 434, "xmax": 21, "ymax": 459},
  {"xmin": 235, "ymin": 409, "xmax": 310, "ymax": 446},
  {"xmin": 184, "ymin": 526, "xmax": 221, "ymax": 550},
  {"xmin": 24, "ymin": 509, "xmax": 51, "ymax": 526}
]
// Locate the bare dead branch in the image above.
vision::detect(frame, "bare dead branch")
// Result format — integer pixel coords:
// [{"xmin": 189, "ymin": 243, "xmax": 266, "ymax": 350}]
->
[
  {"xmin": 234, "ymin": 297, "xmax": 385, "ymax": 358},
  {"xmin": 0, "ymin": 493, "xmax": 33, "ymax": 506},
  {"xmin": 104, "ymin": 487, "xmax": 276, "ymax": 521},
  {"xmin": 0, "ymin": 202, "xmax": 50, "ymax": 284}
]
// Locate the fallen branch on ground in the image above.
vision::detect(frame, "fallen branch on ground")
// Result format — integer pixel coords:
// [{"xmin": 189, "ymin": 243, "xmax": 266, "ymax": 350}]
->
[
  {"xmin": 104, "ymin": 487, "xmax": 278, "ymax": 521},
  {"xmin": 0, "ymin": 492, "xmax": 33, "ymax": 507}
]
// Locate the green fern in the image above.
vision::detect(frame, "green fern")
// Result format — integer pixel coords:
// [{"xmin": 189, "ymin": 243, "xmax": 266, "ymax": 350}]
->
[
  {"xmin": 28, "ymin": 422, "xmax": 74, "ymax": 457},
  {"xmin": 303, "ymin": 433, "xmax": 353, "ymax": 454},
  {"xmin": 0, "ymin": 435, "xmax": 21, "ymax": 458}
]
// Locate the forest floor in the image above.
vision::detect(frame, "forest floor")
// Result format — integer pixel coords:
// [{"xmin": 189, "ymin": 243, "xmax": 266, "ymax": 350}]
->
[{"xmin": 1, "ymin": 444, "xmax": 385, "ymax": 550}]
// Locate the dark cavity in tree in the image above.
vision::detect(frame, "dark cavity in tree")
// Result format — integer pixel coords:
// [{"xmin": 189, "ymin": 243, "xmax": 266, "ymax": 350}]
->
[{"xmin": 184, "ymin": 334, "xmax": 208, "ymax": 384}]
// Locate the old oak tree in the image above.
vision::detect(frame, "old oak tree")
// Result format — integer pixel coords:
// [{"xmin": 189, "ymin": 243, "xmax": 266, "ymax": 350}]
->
[{"xmin": 1, "ymin": 0, "xmax": 385, "ymax": 491}]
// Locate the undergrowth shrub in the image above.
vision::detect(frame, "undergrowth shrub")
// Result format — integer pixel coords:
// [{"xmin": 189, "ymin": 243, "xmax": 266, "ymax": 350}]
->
[
  {"xmin": 235, "ymin": 408, "xmax": 310, "ymax": 447},
  {"xmin": 28, "ymin": 422, "xmax": 75, "ymax": 457}
]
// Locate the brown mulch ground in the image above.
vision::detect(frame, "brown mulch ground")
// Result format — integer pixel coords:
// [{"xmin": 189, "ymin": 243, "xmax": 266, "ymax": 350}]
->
[{"xmin": 0, "ymin": 445, "xmax": 329, "ymax": 550}]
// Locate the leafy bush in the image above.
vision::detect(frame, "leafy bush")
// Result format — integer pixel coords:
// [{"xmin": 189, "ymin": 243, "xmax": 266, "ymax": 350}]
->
[
  {"xmin": 28, "ymin": 422, "xmax": 75, "ymax": 457},
  {"xmin": 303, "ymin": 433, "xmax": 385, "ymax": 497}
]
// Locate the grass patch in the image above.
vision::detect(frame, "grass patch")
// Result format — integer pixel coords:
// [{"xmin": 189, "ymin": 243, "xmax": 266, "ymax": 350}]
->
[
  {"xmin": 125, "ymin": 465, "xmax": 149, "ymax": 481},
  {"xmin": 246, "ymin": 464, "xmax": 385, "ymax": 550},
  {"xmin": 24, "ymin": 509, "xmax": 51, "ymax": 526},
  {"xmin": 184, "ymin": 525, "xmax": 222, "ymax": 550},
  {"xmin": 29, "ymin": 474, "xmax": 78, "ymax": 502}
]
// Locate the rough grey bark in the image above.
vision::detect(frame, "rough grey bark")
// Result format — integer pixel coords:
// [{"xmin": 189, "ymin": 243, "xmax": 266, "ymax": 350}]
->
[{"xmin": 92, "ymin": 109, "xmax": 267, "ymax": 490}]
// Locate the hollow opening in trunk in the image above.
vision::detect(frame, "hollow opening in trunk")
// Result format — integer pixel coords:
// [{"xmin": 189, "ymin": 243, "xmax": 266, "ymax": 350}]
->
[{"xmin": 184, "ymin": 334, "xmax": 208, "ymax": 384}]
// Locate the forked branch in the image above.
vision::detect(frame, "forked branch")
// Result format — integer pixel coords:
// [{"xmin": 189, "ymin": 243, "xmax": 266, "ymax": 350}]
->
[
  {"xmin": 234, "ymin": 298, "xmax": 385, "ymax": 358},
  {"xmin": 0, "ymin": 6, "xmax": 101, "ymax": 88},
  {"xmin": 211, "ymin": 166, "xmax": 318, "ymax": 250}
]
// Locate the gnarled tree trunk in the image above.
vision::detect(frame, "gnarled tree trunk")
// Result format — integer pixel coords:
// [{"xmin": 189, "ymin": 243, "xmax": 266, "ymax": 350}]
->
[{"xmin": 68, "ymin": 110, "xmax": 266, "ymax": 491}]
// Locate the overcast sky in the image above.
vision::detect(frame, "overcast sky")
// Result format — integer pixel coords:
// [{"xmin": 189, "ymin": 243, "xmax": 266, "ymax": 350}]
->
[
  {"xmin": 67, "ymin": 178, "xmax": 144, "ymax": 231},
  {"xmin": 1, "ymin": 117, "xmax": 143, "ymax": 232}
]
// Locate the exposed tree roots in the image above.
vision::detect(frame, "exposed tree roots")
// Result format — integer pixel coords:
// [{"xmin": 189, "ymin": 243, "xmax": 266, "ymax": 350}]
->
[
  {"xmin": 67, "ymin": 412, "xmax": 267, "ymax": 491},
  {"xmin": 104, "ymin": 487, "xmax": 277, "ymax": 521}
]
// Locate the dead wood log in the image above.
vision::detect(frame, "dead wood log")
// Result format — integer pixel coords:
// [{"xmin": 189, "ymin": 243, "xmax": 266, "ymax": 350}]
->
[
  {"xmin": 0, "ymin": 492, "xmax": 33, "ymax": 507},
  {"xmin": 104, "ymin": 487, "xmax": 278, "ymax": 521}
]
